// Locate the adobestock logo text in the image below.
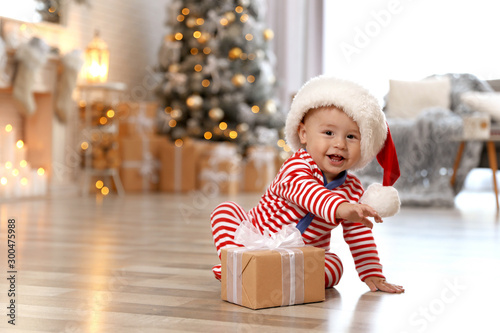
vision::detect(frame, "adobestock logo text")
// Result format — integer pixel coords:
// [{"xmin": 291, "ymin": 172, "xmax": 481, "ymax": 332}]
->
[{"xmin": 339, "ymin": 0, "xmax": 403, "ymax": 63}]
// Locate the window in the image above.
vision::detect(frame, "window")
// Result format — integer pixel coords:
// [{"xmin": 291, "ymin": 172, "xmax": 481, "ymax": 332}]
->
[
  {"xmin": 323, "ymin": 0, "xmax": 500, "ymax": 101},
  {"xmin": 1, "ymin": 0, "xmax": 64, "ymax": 25}
]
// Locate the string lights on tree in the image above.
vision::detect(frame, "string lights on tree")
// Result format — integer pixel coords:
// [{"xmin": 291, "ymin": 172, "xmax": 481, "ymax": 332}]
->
[{"xmin": 156, "ymin": 0, "xmax": 285, "ymax": 151}]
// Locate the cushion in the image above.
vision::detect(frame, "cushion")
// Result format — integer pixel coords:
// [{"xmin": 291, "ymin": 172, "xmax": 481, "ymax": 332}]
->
[
  {"xmin": 461, "ymin": 91, "xmax": 500, "ymax": 121},
  {"xmin": 386, "ymin": 77, "xmax": 451, "ymax": 119}
]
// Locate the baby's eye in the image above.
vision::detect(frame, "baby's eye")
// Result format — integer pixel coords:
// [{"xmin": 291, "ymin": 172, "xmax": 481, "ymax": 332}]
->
[
  {"xmin": 347, "ymin": 134, "xmax": 357, "ymax": 139},
  {"xmin": 325, "ymin": 131, "xmax": 333, "ymax": 136}
]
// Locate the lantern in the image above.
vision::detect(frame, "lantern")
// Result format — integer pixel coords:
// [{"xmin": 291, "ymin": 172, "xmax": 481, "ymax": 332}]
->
[{"xmin": 84, "ymin": 31, "xmax": 109, "ymax": 83}]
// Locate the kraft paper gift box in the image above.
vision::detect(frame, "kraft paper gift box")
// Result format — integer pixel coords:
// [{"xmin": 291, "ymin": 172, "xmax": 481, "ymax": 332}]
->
[
  {"xmin": 221, "ymin": 246, "xmax": 325, "ymax": 309},
  {"xmin": 276, "ymin": 150, "xmax": 292, "ymax": 172},
  {"xmin": 243, "ymin": 146, "xmax": 277, "ymax": 192},
  {"xmin": 159, "ymin": 139, "xmax": 197, "ymax": 192},
  {"xmin": 117, "ymin": 102, "xmax": 158, "ymax": 138},
  {"xmin": 119, "ymin": 135, "xmax": 166, "ymax": 192},
  {"xmin": 197, "ymin": 142, "xmax": 241, "ymax": 195}
]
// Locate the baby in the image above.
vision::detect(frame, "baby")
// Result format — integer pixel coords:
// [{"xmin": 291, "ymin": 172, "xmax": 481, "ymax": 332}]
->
[{"xmin": 211, "ymin": 76, "xmax": 404, "ymax": 293}]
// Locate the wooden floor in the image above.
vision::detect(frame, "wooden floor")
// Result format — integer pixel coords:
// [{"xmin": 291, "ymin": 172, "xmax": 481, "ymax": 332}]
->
[{"xmin": 0, "ymin": 189, "xmax": 499, "ymax": 333}]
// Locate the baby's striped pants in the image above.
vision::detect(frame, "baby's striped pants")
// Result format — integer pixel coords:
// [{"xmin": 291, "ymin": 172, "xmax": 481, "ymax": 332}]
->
[{"xmin": 210, "ymin": 201, "xmax": 344, "ymax": 288}]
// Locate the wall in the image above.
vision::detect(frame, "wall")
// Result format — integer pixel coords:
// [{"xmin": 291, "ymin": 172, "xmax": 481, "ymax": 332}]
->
[
  {"xmin": 1, "ymin": 0, "xmax": 174, "ymax": 195},
  {"xmin": 33, "ymin": 0, "xmax": 172, "ymax": 99}
]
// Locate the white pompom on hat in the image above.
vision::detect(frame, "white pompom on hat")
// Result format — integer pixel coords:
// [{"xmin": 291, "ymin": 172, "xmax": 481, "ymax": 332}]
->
[{"xmin": 285, "ymin": 75, "xmax": 401, "ymax": 217}]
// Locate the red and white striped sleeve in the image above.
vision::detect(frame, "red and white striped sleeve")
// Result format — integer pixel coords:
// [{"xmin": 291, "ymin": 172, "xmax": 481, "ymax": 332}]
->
[{"xmin": 342, "ymin": 221, "xmax": 385, "ymax": 281}]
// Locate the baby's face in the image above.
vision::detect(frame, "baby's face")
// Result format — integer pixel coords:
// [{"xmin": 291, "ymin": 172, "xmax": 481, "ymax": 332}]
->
[{"xmin": 298, "ymin": 106, "xmax": 361, "ymax": 182}]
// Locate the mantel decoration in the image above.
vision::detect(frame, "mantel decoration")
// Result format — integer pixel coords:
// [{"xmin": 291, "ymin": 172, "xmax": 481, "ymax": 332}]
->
[
  {"xmin": 84, "ymin": 30, "xmax": 109, "ymax": 83},
  {"xmin": 0, "ymin": 124, "xmax": 48, "ymax": 199},
  {"xmin": 35, "ymin": 0, "xmax": 91, "ymax": 24},
  {"xmin": 12, "ymin": 37, "xmax": 50, "ymax": 116}
]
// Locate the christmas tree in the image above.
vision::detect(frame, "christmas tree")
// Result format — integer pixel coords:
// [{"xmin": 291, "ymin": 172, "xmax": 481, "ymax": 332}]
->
[{"xmin": 156, "ymin": 0, "xmax": 284, "ymax": 151}]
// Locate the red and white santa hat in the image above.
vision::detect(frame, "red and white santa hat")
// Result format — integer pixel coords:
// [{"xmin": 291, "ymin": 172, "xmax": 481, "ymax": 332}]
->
[{"xmin": 285, "ymin": 75, "xmax": 401, "ymax": 216}]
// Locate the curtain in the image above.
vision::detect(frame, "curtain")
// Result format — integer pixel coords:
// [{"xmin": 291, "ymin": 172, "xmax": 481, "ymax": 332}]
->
[{"xmin": 265, "ymin": 0, "xmax": 323, "ymax": 113}]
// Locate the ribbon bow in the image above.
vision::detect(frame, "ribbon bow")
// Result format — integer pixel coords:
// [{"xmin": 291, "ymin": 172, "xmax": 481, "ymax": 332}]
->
[
  {"xmin": 226, "ymin": 218, "xmax": 308, "ymax": 308},
  {"xmin": 234, "ymin": 219, "xmax": 305, "ymax": 250},
  {"xmin": 209, "ymin": 144, "xmax": 239, "ymax": 166}
]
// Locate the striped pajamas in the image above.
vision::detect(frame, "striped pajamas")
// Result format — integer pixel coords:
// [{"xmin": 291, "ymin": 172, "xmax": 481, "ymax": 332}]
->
[{"xmin": 211, "ymin": 149, "xmax": 384, "ymax": 288}]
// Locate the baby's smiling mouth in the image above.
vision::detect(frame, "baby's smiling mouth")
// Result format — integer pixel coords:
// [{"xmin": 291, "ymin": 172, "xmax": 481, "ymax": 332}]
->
[{"xmin": 328, "ymin": 154, "xmax": 345, "ymax": 162}]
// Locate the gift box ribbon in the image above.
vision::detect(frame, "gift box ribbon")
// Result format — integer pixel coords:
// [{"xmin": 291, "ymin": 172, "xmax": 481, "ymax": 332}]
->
[
  {"xmin": 121, "ymin": 104, "xmax": 160, "ymax": 191},
  {"xmin": 247, "ymin": 146, "xmax": 276, "ymax": 188},
  {"xmin": 129, "ymin": 103, "xmax": 155, "ymax": 134},
  {"xmin": 226, "ymin": 247, "xmax": 305, "ymax": 306},
  {"xmin": 209, "ymin": 144, "xmax": 239, "ymax": 167},
  {"xmin": 173, "ymin": 146, "xmax": 182, "ymax": 192},
  {"xmin": 200, "ymin": 143, "xmax": 241, "ymax": 185},
  {"xmin": 225, "ymin": 219, "xmax": 306, "ymax": 306},
  {"xmin": 121, "ymin": 158, "xmax": 160, "ymax": 190}
]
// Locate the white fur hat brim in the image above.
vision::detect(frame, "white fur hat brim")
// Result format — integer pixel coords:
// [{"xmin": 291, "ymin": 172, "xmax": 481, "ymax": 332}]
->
[{"xmin": 285, "ymin": 75, "xmax": 388, "ymax": 170}]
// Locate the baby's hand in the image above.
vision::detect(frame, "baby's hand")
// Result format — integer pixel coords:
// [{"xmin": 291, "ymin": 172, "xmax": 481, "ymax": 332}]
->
[
  {"xmin": 335, "ymin": 202, "xmax": 383, "ymax": 228},
  {"xmin": 364, "ymin": 276, "xmax": 405, "ymax": 293}
]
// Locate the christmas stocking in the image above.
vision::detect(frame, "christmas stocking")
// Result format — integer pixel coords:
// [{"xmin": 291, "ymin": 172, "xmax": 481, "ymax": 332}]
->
[
  {"xmin": 55, "ymin": 50, "xmax": 83, "ymax": 123},
  {"xmin": 12, "ymin": 37, "xmax": 50, "ymax": 116}
]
